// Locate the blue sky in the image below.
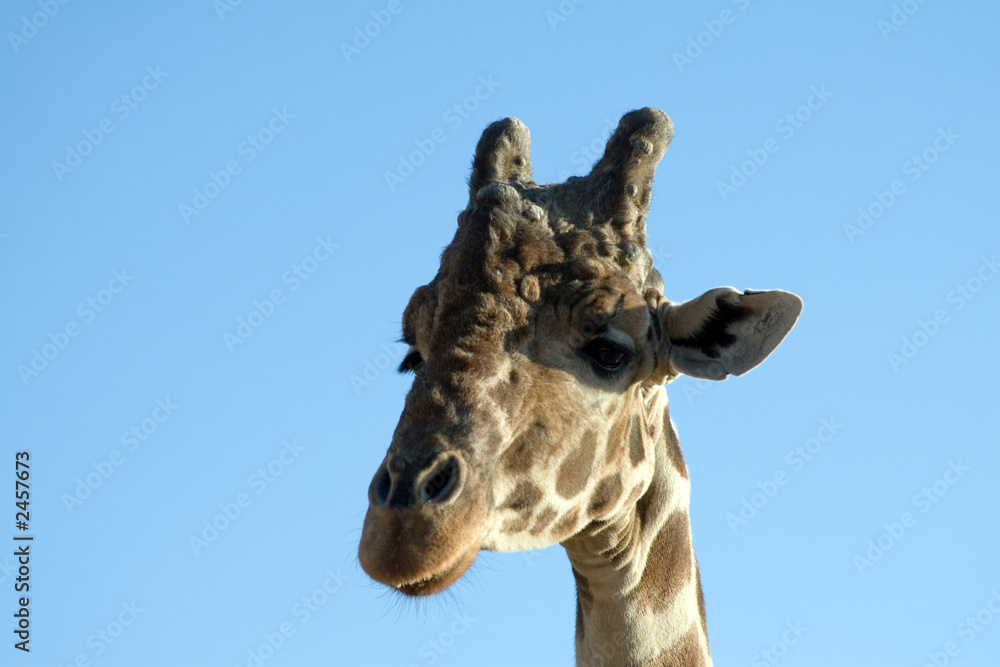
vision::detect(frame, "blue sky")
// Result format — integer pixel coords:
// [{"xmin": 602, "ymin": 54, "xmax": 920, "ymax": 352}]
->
[{"xmin": 2, "ymin": 1, "xmax": 998, "ymax": 665}]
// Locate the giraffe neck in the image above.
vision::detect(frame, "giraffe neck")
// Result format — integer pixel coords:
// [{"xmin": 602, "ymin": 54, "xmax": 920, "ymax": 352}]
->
[{"xmin": 562, "ymin": 386, "xmax": 711, "ymax": 667}]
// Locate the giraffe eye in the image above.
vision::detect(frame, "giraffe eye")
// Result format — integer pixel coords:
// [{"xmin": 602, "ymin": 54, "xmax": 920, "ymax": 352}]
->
[
  {"xmin": 398, "ymin": 349, "xmax": 424, "ymax": 374},
  {"xmin": 580, "ymin": 339, "xmax": 630, "ymax": 375}
]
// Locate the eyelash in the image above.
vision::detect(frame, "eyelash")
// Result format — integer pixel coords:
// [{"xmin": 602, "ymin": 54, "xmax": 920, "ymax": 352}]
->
[{"xmin": 398, "ymin": 350, "xmax": 423, "ymax": 374}]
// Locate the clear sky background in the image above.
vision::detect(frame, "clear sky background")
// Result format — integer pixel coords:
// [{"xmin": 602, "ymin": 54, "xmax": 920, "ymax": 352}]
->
[{"xmin": 2, "ymin": 1, "xmax": 998, "ymax": 666}]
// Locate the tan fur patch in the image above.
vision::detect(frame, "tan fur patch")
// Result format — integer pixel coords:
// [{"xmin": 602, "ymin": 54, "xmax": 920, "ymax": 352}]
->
[
  {"xmin": 650, "ymin": 625, "xmax": 707, "ymax": 667},
  {"xmin": 519, "ymin": 275, "xmax": 541, "ymax": 302}
]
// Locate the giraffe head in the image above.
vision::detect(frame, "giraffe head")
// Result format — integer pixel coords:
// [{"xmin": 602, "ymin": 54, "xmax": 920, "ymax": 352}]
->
[{"xmin": 359, "ymin": 108, "xmax": 801, "ymax": 596}]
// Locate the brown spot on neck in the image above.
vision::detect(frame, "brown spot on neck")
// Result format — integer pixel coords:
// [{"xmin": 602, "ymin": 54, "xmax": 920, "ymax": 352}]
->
[
  {"xmin": 636, "ymin": 510, "xmax": 694, "ymax": 613},
  {"xmin": 628, "ymin": 414, "xmax": 646, "ymax": 466},
  {"xmin": 529, "ymin": 505, "xmax": 558, "ymax": 535},
  {"xmin": 662, "ymin": 406, "xmax": 688, "ymax": 479},
  {"xmin": 552, "ymin": 508, "xmax": 580, "ymax": 541},
  {"xmin": 604, "ymin": 399, "xmax": 634, "ymax": 467},
  {"xmin": 499, "ymin": 481, "xmax": 542, "ymax": 518},
  {"xmin": 501, "ymin": 515, "xmax": 529, "ymax": 533},
  {"xmin": 572, "ymin": 564, "xmax": 592, "ymax": 645},
  {"xmin": 500, "ymin": 420, "xmax": 548, "ymax": 474},
  {"xmin": 588, "ymin": 474, "xmax": 624, "ymax": 518},
  {"xmin": 571, "ymin": 565, "xmax": 593, "ymax": 605},
  {"xmin": 695, "ymin": 558, "xmax": 708, "ymax": 646}
]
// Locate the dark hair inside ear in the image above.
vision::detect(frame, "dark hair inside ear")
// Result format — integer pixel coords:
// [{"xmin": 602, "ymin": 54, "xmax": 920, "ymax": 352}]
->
[{"xmin": 669, "ymin": 300, "xmax": 743, "ymax": 358}]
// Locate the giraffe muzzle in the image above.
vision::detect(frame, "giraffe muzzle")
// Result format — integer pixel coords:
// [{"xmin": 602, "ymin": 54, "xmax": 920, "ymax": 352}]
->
[
  {"xmin": 359, "ymin": 449, "xmax": 486, "ymax": 596},
  {"xmin": 369, "ymin": 450, "xmax": 465, "ymax": 509}
]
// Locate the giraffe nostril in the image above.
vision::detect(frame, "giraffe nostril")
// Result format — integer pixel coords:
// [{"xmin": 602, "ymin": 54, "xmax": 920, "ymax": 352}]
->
[
  {"xmin": 420, "ymin": 456, "xmax": 460, "ymax": 504},
  {"xmin": 371, "ymin": 463, "xmax": 391, "ymax": 507}
]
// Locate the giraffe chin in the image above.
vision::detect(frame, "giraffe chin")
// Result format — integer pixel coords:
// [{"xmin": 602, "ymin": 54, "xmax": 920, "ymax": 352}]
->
[
  {"xmin": 358, "ymin": 499, "xmax": 487, "ymax": 597},
  {"xmin": 360, "ymin": 535, "xmax": 479, "ymax": 598},
  {"xmin": 388, "ymin": 547, "xmax": 479, "ymax": 597}
]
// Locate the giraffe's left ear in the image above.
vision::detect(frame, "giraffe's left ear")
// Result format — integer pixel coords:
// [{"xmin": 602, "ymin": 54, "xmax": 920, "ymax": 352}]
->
[{"xmin": 657, "ymin": 287, "xmax": 803, "ymax": 381}]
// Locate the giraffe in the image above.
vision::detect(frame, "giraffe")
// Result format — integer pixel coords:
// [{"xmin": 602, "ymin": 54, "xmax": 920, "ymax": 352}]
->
[{"xmin": 358, "ymin": 108, "xmax": 802, "ymax": 666}]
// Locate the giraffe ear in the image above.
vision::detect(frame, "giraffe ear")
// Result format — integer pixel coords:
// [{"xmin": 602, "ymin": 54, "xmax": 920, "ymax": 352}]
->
[
  {"xmin": 659, "ymin": 287, "xmax": 803, "ymax": 380},
  {"xmin": 468, "ymin": 117, "xmax": 533, "ymax": 203}
]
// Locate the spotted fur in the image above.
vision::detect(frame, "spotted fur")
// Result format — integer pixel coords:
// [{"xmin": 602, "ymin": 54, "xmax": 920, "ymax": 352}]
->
[{"xmin": 359, "ymin": 109, "xmax": 802, "ymax": 666}]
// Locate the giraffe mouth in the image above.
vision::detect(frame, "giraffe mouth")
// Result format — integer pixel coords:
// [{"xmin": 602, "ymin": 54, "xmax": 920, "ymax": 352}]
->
[
  {"xmin": 358, "ymin": 456, "xmax": 489, "ymax": 598},
  {"xmin": 388, "ymin": 546, "xmax": 478, "ymax": 597}
]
